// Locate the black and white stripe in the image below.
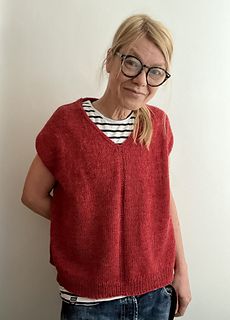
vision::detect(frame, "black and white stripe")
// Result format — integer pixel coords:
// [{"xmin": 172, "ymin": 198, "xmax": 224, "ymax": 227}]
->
[
  {"xmin": 82, "ymin": 100, "xmax": 135, "ymax": 144},
  {"xmin": 59, "ymin": 286, "xmax": 125, "ymax": 304}
]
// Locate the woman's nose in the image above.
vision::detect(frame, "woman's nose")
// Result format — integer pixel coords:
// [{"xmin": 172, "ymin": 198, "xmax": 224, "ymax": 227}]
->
[{"xmin": 131, "ymin": 69, "xmax": 148, "ymax": 86}]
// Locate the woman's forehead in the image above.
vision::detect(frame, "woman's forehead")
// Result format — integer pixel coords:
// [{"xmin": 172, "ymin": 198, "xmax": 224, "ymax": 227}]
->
[{"xmin": 121, "ymin": 38, "xmax": 166, "ymax": 67}]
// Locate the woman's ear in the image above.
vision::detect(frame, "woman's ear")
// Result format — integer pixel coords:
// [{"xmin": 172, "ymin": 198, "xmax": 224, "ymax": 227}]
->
[{"xmin": 105, "ymin": 49, "xmax": 113, "ymax": 73}]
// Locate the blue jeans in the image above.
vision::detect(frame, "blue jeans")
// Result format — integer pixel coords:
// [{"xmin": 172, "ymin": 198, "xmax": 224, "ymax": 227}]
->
[{"xmin": 60, "ymin": 285, "xmax": 177, "ymax": 320}]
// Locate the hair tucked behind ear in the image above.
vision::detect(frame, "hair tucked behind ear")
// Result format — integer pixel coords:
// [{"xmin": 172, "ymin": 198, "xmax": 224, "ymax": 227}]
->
[{"xmin": 106, "ymin": 14, "xmax": 173, "ymax": 149}]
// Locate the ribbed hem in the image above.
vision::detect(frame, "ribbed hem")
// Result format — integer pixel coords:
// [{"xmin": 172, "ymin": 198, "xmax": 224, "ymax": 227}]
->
[{"xmin": 57, "ymin": 269, "xmax": 174, "ymax": 299}]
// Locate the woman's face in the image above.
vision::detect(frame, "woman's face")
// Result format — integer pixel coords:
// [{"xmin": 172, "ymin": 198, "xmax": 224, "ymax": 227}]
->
[{"xmin": 106, "ymin": 36, "xmax": 167, "ymax": 111}]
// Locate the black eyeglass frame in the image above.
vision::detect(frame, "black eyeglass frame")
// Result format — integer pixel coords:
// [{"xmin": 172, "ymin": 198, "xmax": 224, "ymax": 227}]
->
[{"xmin": 115, "ymin": 52, "xmax": 171, "ymax": 87}]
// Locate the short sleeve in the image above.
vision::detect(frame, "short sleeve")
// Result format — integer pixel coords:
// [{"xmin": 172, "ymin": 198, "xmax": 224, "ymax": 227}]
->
[
  {"xmin": 164, "ymin": 113, "xmax": 174, "ymax": 155},
  {"xmin": 35, "ymin": 107, "xmax": 64, "ymax": 178}
]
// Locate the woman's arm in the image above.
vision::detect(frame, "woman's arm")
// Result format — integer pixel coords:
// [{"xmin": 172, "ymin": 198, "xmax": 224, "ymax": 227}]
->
[
  {"xmin": 170, "ymin": 190, "xmax": 192, "ymax": 317},
  {"xmin": 21, "ymin": 154, "xmax": 56, "ymax": 220}
]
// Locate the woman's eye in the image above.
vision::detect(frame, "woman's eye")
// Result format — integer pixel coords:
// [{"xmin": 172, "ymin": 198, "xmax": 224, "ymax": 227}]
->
[
  {"xmin": 125, "ymin": 58, "xmax": 139, "ymax": 68},
  {"xmin": 149, "ymin": 68, "xmax": 164, "ymax": 77}
]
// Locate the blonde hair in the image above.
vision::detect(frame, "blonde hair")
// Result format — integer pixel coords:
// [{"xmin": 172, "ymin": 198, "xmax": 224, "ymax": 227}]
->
[{"xmin": 108, "ymin": 14, "xmax": 173, "ymax": 149}]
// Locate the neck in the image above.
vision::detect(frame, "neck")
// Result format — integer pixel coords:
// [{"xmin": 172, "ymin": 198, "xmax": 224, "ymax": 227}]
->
[{"xmin": 93, "ymin": 93, "xmax": 132, "ymax": 120}]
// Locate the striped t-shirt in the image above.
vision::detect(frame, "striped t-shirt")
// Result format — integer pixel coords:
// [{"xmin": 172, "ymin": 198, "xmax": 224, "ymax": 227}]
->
[
  {"xmin": 59, "ymin": 99, "xmax": 136, "ymax": 304},
  {"xmin": 82, "ymin": 99, "xmax": 136, "ymax": 144}
]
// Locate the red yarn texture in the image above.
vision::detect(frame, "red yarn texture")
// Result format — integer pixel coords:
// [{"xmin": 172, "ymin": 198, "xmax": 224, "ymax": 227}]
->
[{"xmin": 36, "ymin": 97, "xmax": 176, "ymax": 298}]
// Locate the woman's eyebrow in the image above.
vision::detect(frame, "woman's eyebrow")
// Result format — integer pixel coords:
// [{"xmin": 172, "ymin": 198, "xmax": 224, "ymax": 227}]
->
[
  {"xmin": 127, "ymin": 49, "xmax": 142, "ymax": 59},
  {"xmin": 126, "ymin": 50, "xmax": 166, "ymax": 68}
]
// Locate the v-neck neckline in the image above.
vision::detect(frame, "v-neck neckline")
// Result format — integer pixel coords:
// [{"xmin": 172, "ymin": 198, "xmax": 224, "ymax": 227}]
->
[{"xmin": 78, "ymin": 98, "xmax": 135, "ymax": 148}]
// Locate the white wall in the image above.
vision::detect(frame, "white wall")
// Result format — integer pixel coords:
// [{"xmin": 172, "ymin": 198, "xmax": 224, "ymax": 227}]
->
[{"xmin": 1, "ymin": 0, "xmax": 230, "ymax": 319}]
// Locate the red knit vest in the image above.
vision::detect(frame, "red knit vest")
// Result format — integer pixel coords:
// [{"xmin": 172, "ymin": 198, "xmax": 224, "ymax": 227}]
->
[{"xmin": 36, "ymin": 97, "xmax": 176, "ymax": 298}]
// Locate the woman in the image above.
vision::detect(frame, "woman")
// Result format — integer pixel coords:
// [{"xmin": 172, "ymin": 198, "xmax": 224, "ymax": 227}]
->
[{"xmin": 21, "ymin": 14, "xmax": 191, "ymax": 320}]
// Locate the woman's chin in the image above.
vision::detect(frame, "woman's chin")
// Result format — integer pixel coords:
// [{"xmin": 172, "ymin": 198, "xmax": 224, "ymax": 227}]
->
[{"xmin": 122, "ymin": 99, "xmax": 145, "ymax": 111}]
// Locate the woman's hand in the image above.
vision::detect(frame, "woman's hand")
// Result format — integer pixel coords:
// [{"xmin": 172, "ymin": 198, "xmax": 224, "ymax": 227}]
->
[{"xmin": 172, "ymin": 269, "xmax": 192, "ymax": 317}]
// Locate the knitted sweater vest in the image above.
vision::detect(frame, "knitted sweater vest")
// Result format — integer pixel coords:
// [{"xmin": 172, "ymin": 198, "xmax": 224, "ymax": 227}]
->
[{"xmin": 36, "ymin": 97, "xmax": 176, "ymax": 299}]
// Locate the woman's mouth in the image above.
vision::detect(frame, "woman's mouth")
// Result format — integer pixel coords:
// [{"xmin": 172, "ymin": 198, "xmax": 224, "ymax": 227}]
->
[{"xmin": 124, "ymin": 88, "xmax": 145, "ymax": 96}]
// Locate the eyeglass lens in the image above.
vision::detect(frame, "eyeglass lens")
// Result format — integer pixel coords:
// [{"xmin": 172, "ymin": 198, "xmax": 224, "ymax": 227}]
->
[{"xmin": 122, "ymin": 56, "xmax": 167, "ymax": 86}]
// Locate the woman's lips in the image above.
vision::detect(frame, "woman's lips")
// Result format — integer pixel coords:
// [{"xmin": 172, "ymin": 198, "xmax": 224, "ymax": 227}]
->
[{"xmin": 124, "ymin": 88, "xmax": 145, "ymax": 96}]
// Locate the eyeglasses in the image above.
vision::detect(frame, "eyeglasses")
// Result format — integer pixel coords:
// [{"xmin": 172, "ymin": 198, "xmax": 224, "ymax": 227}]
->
[{"xmin": 115, "ymin": 52, "xmax": 171, "ymax": 87}]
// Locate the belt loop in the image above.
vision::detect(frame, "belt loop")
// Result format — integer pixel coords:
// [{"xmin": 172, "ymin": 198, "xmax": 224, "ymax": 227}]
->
[{"xmin": 132, "ymin": 296, "xmax": 138, "ymax": 320}]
